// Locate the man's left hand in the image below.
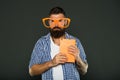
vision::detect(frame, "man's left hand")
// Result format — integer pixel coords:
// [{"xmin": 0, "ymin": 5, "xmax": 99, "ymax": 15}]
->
[{"xmin": 68, "ymin": 45, "xmax": 80, "ymax": 61}]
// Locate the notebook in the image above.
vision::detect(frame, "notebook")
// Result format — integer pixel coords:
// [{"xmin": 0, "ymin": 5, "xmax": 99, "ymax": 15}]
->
[{"xmin": 60, "ymin": 39, "xmax": 76, "ymax": 62}]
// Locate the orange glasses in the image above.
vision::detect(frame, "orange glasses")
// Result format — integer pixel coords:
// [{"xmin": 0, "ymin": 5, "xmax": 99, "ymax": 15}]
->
[{"xmin": 42, "ymin": 18, "xmax": 71, "ymax": 28}]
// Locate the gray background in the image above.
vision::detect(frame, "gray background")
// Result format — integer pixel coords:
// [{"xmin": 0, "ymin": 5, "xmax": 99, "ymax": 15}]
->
[{"xmin": 0, "ymin": 0, "xmax": 120, "ymax": 80}]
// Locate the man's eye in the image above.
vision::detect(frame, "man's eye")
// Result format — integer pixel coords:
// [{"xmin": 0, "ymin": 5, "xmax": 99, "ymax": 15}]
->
[
  {"xmin": 50, "ymin": 20, "xmax": 54, "ymax": 22},
  {"xmin": 59, "ymin": 19, "xmax": 63, "ymax": 22}
]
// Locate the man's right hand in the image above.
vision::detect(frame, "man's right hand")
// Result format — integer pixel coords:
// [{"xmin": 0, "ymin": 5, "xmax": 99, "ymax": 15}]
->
[
  {"xmin": 29, "ymin": 53, "xmax": 67, "ymax": 76},
  {"xmin": 51, "ymin": 53, "xmax": 68, "ymax": 67}
]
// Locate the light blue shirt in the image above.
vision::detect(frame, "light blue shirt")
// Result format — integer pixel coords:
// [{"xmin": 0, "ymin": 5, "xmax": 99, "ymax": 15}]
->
[{"xmin": 29, "ymin": 32, "xmax": 87, "ymax": 80}]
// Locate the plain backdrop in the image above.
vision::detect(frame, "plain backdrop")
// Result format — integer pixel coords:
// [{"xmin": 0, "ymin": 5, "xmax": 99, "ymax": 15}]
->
[{"xmin": 0, "ymin": 0, "xmax": 120, "ymax": 80}]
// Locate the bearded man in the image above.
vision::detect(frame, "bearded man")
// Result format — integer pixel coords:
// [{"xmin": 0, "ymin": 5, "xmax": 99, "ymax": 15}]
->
[{"xmin": 29, "ymin": 6, "xmax": 88, "ymax": 80}]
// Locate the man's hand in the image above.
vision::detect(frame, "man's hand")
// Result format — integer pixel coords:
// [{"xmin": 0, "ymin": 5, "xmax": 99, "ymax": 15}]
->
[
  {"xmin": 68, "ymin": 45, "xmax": 80, "ymax": 61},
  {"xmin": 68, "ymin": 45, "xmax": 88, "ymax": 75},
  {"xmin": 51, "ymin": 53, "xmax": 68, "ymax": 67}
]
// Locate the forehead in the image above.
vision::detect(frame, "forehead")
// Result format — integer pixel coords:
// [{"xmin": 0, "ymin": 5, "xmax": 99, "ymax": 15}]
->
[{"xmin": 50, "ymin": 13, "xmax": 65, "ymax": 19}]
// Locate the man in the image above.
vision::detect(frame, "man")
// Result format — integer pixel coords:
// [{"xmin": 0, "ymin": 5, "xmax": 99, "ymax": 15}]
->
[{"xmin": 29, "ymin": 7, "xmax": 88, "ymax": 80}]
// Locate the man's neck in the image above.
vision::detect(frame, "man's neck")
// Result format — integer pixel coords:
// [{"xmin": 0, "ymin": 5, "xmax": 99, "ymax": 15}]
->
[{"xmin": 51, "ymin": 35, "xmax": 65, "ymax": 46}]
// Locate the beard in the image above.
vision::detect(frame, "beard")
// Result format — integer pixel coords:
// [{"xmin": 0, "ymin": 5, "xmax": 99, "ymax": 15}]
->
[{"xmin": 49, "ymin": 26, "xmax": 65, "ymax": 38}]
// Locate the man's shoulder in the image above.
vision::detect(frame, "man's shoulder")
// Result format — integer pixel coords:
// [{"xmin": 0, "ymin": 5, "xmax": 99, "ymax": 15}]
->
[
  {"xmin": 66, "ymin": 32, "xmax": 79, "ymax": 40},
  {"xmin": 36, "ymin": 33, "xmax": 50, "ymax": 43},
  {"xmin": 66, "ymin": 32, "xmax": 81, "ymax": 44}
]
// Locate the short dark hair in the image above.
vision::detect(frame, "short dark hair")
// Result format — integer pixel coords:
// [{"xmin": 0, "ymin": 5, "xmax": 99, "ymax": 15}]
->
[{"xmin": 49, "ymin": 7, "xmax": 66, "ymax": 16}]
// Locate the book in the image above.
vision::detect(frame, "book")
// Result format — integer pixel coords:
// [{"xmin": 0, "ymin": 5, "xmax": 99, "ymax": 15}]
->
[{"xmin": 60, "ymin": 39, "xmax": 76, "ymax": 62}]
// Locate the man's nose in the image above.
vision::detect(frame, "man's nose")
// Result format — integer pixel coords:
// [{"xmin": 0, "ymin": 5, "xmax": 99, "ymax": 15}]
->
[{"xmin": 54, "ymin": 20, "xmax": 58, "ymax": 26}]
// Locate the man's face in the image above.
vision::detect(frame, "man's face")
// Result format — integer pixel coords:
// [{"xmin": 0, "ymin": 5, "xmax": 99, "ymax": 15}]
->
[
  {"xmin": 49, "ymin": 13, "xmax": 66, "ymax": 38},
  {"xmin": 49, "ymin": 13, "xmax": 66, "ymax": 29}
]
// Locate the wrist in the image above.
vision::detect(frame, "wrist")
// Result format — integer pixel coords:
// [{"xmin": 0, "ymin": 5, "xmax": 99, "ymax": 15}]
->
[
  {"xmin": 48, "ymin": 60, "xmax": 54, "ymax": 68},
  {"xmin": 75, "ymin": 54, "xmax": 80, "ymax": 61},
  {"xmin": 76, "ymin": 55, "xmax": 84, "ymax": 64},
  {"xmin": 48, "ymin": 60, "xmax": 56, "ymax": 68}
]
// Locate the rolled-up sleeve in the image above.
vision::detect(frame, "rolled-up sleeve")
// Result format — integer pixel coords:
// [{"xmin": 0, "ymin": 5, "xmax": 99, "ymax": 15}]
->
[
  {"xmin": 29, "ymin": 39, "xmax": 44, "ymax": 68},
  {"xmin": 76, "ymin": 38, "xmax": 87, "ymax": 63}
]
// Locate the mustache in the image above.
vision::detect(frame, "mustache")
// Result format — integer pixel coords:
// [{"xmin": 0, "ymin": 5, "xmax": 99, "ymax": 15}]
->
[{"xmin": 53, "ymin": 26, "xmax": 61, "ymax": 30}]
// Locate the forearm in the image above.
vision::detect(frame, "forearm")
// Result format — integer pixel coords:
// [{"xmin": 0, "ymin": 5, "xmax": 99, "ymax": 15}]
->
[
  {"xmin": 76, "ymin": 56, "xmax": 88, "ymax": 75},
  {"xmin": 29, "ymin": 60, "xmax": 53, "ymax": 76}
]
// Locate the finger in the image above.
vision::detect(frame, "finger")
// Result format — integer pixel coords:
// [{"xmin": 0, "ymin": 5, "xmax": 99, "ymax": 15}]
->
[
  {"xmin": 68, "ymin": 46, "xmax": 79, "ymax": 53},
  {"xmin": 68, "ymin": 46, "xmax": 75, "ymax": 50},
  {"xmin": 59, "ymin": 58, "xmax": 67, "ymax": 63},
  {"xmin": 59, "ymin": 54, "xmax": 68, "ymax": 59},
  {"xmin": 56, "ymin": 54, "xmax": 67, "ymax": 61},
  {"xmin": 56, "ymin": 53, "xmax": 65, "ymax": 58},
  {"xmin": 68, "ymin": 49, "xmax": 76, "ymax": 54},
  {"xmin": 68, "ymin": 45, "xmax": 76, "ymax": 49},
  {"xmin": 58, "ymin": 53, "xmax": 67, "ymax": 57},
  {"xmin": 59, "ymin": 55, "xmax": 67, "ymax": 60},
  {"xmin": 68, "ymin": 48, "xmax": 75, "ymax": 52}
]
